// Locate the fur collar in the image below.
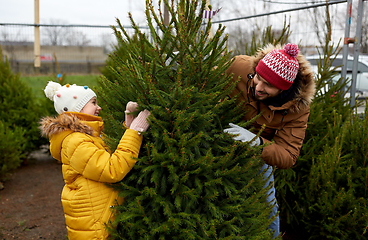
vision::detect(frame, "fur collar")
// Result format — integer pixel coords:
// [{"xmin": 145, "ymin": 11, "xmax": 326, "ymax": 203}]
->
[{"xmin": 40, "ymin": 113, "xmax": 97, "ymax": 138}]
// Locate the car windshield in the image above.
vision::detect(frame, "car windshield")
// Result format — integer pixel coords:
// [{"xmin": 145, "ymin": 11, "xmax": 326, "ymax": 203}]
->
[
  {"xmin": 307, "ymin": 58, "xmax": 368, "ymax": 73},
  {"xmin": 306, "ymin": 56, "xmax": 368, "ymax": 91},
  {"xmin": 343, "ymin": 73, "xmax": 368, "ymax": 91}
]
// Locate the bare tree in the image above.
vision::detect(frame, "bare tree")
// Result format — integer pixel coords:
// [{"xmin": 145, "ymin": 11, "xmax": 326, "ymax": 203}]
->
[
  {"xmin": 100, "ymin": 33, "xmax": 115, "ymax": 53},
  {"xmin": 227, "ymin": 26, "xmax": 253, "ymax": 55},
  {"xmin": 42, "ymin": 19, "xmax": 92, "ymax": 47},
  {"xmin": 0, "ymin": 28, "xmax": 30, "ymax": 61},
  {"xmin": 210, "ymin": 0, "xmax": 274, "ymax": 53},
  {"xmin": 305, "ymin": 1, "xmax": 340, "ymax": 48},
  {"xmin": 65, "ymin": 31, "xmax": 91, "ymax": 47},
  {"xmin": 42, "ymin": 19, "xmax": 71, "ymax": 46}
]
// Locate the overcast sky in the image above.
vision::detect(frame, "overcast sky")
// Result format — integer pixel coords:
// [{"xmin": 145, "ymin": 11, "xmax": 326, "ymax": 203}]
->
[
  {"xmin": 0, "ymin": 0, "xmax": 353, "ymax": 48},
  {"xmin": 0, "ymin": 0, "xmax": 147, "ymax": 26},
  {"xmin": 0, "ymin": 0, "xmax": 342, "ymax": 26},
  {"xmin": 0, "ymin": 0, "xmax": 286, "ymax": 26}
]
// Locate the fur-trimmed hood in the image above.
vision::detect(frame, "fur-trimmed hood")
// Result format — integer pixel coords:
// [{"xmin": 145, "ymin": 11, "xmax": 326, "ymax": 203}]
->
[
  {"xmin": 252, "ymin": 43, "xmax": 316, "ymax": 113},
  {"xmin": 225, "ymin": 45, "xmax": 316, "ymax": 168},
  {"xmin": 39, "ymin": 112, "xmax": 104, "ymax": 161},
  {"xmin": 40, "ymin": 112, "xmax": 102, "ymax": 138}
]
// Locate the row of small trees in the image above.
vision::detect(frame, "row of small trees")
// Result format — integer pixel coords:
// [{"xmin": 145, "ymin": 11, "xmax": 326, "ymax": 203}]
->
[
  {"xmin": 0, "ymin": 47, "xmax": 49, "ymax": 182},
  {"xmin": 276, "ymin": 40, "xmax": 368, "ymax": 240}
]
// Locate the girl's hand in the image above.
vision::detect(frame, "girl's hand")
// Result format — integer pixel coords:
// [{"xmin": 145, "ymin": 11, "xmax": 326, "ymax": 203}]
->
[
  {"xmin": 130, "ymin": 110, "xmax": 151, "ymax": 134},
  {"xmin": 125, "ymin": 101, "xmax": 139, "ymax": 128}
]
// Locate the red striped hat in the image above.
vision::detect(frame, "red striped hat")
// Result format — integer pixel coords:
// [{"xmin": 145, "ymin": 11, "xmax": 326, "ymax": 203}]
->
[{"xmin": 256, "ymin": 43, "xmax": 299, "ymax": 90}]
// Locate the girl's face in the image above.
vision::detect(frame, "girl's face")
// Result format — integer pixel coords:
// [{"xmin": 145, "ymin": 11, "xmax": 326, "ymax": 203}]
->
[
  {"xmin": 253, "ymin": 73, "xmax": 283, "ymax": 101},
  {"xmin": 80, "ymin": 97, "xmax": 101, "ymax": 116}
]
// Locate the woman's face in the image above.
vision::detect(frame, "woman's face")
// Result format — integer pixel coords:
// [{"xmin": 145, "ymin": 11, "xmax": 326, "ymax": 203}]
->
[
  {"xmin": 253, "ymin": 73, "xmax": 283, "ymax": 101},
  {"xmin": 80, "ymin": 97, "xmax": 101, "ymax": 116}
]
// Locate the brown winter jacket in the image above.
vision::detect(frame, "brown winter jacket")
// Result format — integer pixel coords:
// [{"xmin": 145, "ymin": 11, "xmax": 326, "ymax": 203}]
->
[
  {"xmin": 40, "ymin": 112, "xmax": 142, "ymax": 239},
  {"xmin": 226, "ymin": 44, "xmax": 316, "ymax": 169}
]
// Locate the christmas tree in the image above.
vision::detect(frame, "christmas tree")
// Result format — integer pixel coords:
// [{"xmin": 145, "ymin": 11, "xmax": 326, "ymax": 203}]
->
[
  {"xmin": 98, "ymin": 0, "xmax": 274, "ymax": 238},
  {"xmin": 275, "ymin": 9, "xmax": 368, "ymax": 239},
  {"xmin": 0, "ymin": 46, "xmax": 45, "ymax": 178}
]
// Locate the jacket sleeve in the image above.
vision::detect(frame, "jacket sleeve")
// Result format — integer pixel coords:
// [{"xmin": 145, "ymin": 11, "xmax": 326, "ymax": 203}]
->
[
  {"xmin": 260, "ymin": 109, "xmax": 310, "ymax": 169},
  {"xmin": 65, "ymin": 129, "xmax": 142, "ymax": 183}
]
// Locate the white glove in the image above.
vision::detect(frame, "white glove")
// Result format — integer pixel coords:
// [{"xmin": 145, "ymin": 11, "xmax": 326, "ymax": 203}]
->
[
  {"xmin": 130, "ymin": 110, "xmax": 151, "ymax": 134},
  {"xmin": 125, "ymin": 101, "xmax": 139, "ymax": 128},
  {"xmin": 224, "ymin": 123, "xmax": 261, "ymax": 147}
]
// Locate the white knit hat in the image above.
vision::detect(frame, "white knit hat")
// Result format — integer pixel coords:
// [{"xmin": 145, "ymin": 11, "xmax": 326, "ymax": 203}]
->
[{"xmin": 44, "ymin": 81, "xmax": 96, "ymax": 114}]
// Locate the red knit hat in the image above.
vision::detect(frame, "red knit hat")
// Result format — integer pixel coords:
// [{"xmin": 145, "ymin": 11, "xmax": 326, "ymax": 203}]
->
[{"xmin": 255, "ymin": 43, "xmax": 299, "ymax": 90}]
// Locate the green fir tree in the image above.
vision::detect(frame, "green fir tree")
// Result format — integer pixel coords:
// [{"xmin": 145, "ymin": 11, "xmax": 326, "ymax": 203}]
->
[
  {"xmin": 0, "ymin": 46, "xmax": 45, "ymax": 170},
  {"xmin": 97, "ymin": 0, "xmax": 275, "ymax": 239},
  {"xmin": 275, "ymin": 6, "xmax": 368, "ymax": 239}
]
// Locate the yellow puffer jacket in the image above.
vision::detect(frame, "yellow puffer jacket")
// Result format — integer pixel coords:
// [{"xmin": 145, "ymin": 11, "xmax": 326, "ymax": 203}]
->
[{"xmin": 40, "ymin": 112, "xmax": 143, "ymax": 239}]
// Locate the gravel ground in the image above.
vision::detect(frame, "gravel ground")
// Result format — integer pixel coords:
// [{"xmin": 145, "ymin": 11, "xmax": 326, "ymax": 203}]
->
[{"xmin": 0, "ymin": 148, "xmax": 68, "ymax": 240}]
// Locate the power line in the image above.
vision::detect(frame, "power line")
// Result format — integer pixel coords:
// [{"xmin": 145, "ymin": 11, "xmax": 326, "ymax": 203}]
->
[
  {"xmin": 212, "ymin": 0, "xmax": 346, "ymax": 24},
  {"xmin": 258, "ymin": 0, "xmax": 341, "ymax": 4}
]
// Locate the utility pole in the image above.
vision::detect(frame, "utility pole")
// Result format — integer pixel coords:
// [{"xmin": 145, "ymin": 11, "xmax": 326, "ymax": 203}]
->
[
  {"xmin": 349, "ymin": 0, "xmax": 365, "ymax": 107},
  {"xmin": 34, "ymin": 0, "xmax": 41, "ymax": 72},
  {"xmin": 341, "ymin": 0, "xmax": 366, "ymax": 107},
  {"xmin": 341, "ymin": 0, "xmax": 353, "ymax": 87},
  {"xmin": 164, "ymin": 2, "xmax": 169, "ymax": 26},
  {"xmin": 206, "ymin": 0, "xmax": 213, "ymax": 39}
]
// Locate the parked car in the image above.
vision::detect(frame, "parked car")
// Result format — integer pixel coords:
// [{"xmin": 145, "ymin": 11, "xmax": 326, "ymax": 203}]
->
[
  {"xmin": 306, "ymin": 55, "xmax": 368, "ymax": 92},
  {"xmin": 306, "ymin": 55, "xmax": 368, "ymax": 115}
]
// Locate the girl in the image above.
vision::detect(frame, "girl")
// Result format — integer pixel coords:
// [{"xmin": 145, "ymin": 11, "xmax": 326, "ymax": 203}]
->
[{"xmin": 40, "ymin": 81, "xmax": 150, "ymax": 239}]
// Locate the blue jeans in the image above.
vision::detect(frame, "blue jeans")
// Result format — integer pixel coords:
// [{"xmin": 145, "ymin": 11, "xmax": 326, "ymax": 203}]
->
[{"xmin": 260, "ymin": 163, "xmax": 279, "ymax": 238}]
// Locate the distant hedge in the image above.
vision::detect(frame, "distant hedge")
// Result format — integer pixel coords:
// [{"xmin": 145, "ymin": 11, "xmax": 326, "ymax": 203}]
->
[{"xmin": 0, "ymin": 46, "xmax": 48, "ymax": 180}]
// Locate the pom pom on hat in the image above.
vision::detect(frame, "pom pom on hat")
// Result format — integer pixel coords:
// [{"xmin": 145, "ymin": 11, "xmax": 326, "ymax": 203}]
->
[
  {"xmin": 256, "ymin": 43, "xmax": 299, "ymax": 90},
  {"xmin": 284, "ymin": 43, "xmax": 299, "ymax": 58},
  {"xmin": 44, "ymin": 81, "xmax": 62, "ymax": 100},
  {"xmin": 44, "ymin": 81, "xmax": 96, "ymax": 114}
]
